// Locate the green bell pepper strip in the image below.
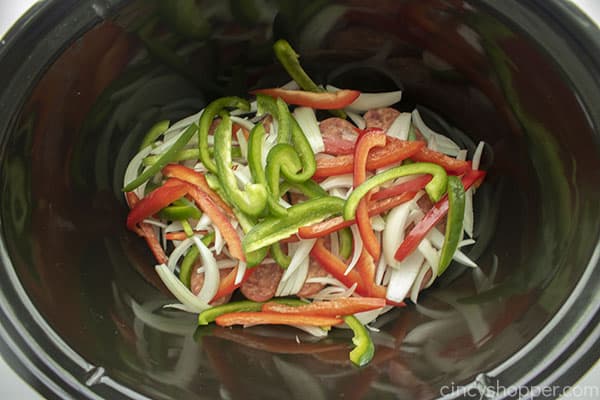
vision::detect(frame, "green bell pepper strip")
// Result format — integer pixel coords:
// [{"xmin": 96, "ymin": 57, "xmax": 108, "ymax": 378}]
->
[
  {"xmin": 159, "ymin": 198, "xmax": 202, "ymax": 220},
  {"xmin": 438, "ymin": 176, "xmax": 466, "ymax": 275},
  {"xmin": 271, "ymin": 243, "xmax": 291, "ymax": 268},
  {"xmin": 143, "ymin": 147, "xmax": 242, "ymax": 166},
  {"xmin": 343, "ymin": 162, "xmax": 448, "ymax": 221},
  {"xmin": 266, "ymin": 143, "xmax": 303, "ymax": 216},
  {"xmin": 256, "ymin": 94, "xmax": 292, "ymax": 144},
  {"xmin": 339, "ymin": 227, "xmax": 353, "ymax": 260},
  {"xmin": 272, "ymin": 39, "xmax": 346, "ymax": 119},
  {"xmin": 280, "ymin": 179, "xmax": 328, "ymax": 200},
  {"xmin": 214, "ymin": 113, "xmax": 268, "ymax": 217},
  {"xmin": 179, "ymin": 232, "xmax": 216, "ymax": 288},
  {"xmin": 198, "ymin": 298, "xmax": 308, "ymax": 325},
  {"xmin": 243, "ymin": 196, "xmax": 345, "ymax": 253},
  {"xmin": 199, "ymin": 97, "xmax": 250, "ymax": 173},
  {"xmin": 289, "ymin": 115, "xmax": 317, "ymax": 182},
  {"xmin": 181, "ymin": 219, "xmax": 194, "ymax": 237},
  {"xmin": 139, "ymin": 120, "xmax": 170, "ymax": 151},
  {"xmin": 343, "ymin": 315, "xmax": 375, "ymax": 367},
  {"xmin": 247, "ymin": 123, "xmax": 267, "ymax": 185},
  {"xmin": 123, "ymin": 123, "xmax": 198, "ymax": 192},
  {"xmin": 232, "ymin": 208, "xmax": 269, "ymax": 268}
]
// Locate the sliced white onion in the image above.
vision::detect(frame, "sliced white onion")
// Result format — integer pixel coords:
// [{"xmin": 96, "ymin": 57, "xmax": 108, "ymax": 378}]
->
[
  {"xmin": 233, "ymin": 164, "xmax": 253, "ymax": 186},
  {"xmin": 167, "ymin": 238, "xmax": 194, "ymax": 273},
  {"xmin": 330, "ymin": 231, "xmax": 340, "ymax": 258},
  {"xmin": 213, "ymin": 224, "xmax": 224, "ymax": 255},
  {"xmin": 370, "ymin": 215, "xmax": 386, "ymax": 232},
  {"xmin": 282, "ymin": 239, "xmax": 317, "ymax": 281},
  {"xmin": 234, "ymin": 128, "xmax": 248, "ymax": 160},
  {"xmin": 164, "ymin": 111, "xmax": 203, "ymax": 140},
  {"xmin": 304, "ymin": 276, "xmax": 347, "ymax": 288},
  {"xmin": 234, "ymin": 261, "xmax": 247, "ymax": 285},
  {"xmin": 417, "ymin": 238, "xmax": 440, "ymax": 278},
  {"xmin": 280, "ymin": 80, "xmax": 300, "ymax": 90},
  {"xmin": 344, "ymin": 225, "xmax": 363, "ymax": 275},
  {"xmin": 310, "ymin": 283, "xmax": 357, "ymax": 301},
  {"xmin": 375, "ymin": 253, "xmax": 387, "ymax": 286},
  {"xmin": 352, "ymin": 306, "xmax": 392, "ymax": 326},
  {"xmin": 472, "ymin": 140, "xmax": 485, "ymax": 171},
  {"xmin": 142, "ymin": 219, "xmax": 168, "ymax": 229},
  {"xmin": 123, "ymin": 145, "xmax": 153, "ymax": 199},
  {"xmin": 463, "ymin": 187, "xmax": 474, "ymax": 237},
  {"xmin": 411, "ymin": 109, "xmax": 461, "ymax": 156},
  {"xmin": 261, "ymin": 131, "xmax": 278, "ymax": 171},
  {"xmin": 386, "ymin": 113, "xmax": 412, "ymax": 140},
  {"xmin": 191, "ymin": 236, "xmax": 220, "ymax": 304},
  {"xmin": 427, "ymin": 228, "xmax": 477, "ymax": 268},
  {"xmin": 195, "ymin": 213, "xmax": 212, "ymax": 230},
  {"xmin": 195, "ymin": 259, "xmax": 238, "ymax": 274},
  {"xmin": 346, "ymin": 111, "xmax": 366, "ymax": 130},
  {"xmin": 383, "ymin": 201, "xmax": 413, "ymax": 268},
  {"xmin": 410, "ymin": 264, "xmax": 433, "ymax": 303},
  {"xmin": 456, "ymin": 149, "xmax": 468, "ymax": 161},
  {"xmin": 320, "ymin": 174, "xmax": 353, "ymax": 191},
  {"xmin": 294, "ymin": 107, "xmax": 325, "ymax": 154},
  {"xmin": 290, "ymin": 326, "xmax": 329, "ymax": 338},
  {"xmin": 155, "ymin": 264, "xmax": 210, "ymax": 313},
  {"xmin": 386, "ymin": 250, "xmax": 424, "ymax": 303},
  {"xmin": 327, "ymin": 85, "xmax": 402, "ymax": 113}
]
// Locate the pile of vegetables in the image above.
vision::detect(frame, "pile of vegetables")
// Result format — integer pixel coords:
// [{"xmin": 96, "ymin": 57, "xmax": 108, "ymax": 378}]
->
[{"xmin": 123, "ymin": 40, "xmax": 487, "ymax": 366}]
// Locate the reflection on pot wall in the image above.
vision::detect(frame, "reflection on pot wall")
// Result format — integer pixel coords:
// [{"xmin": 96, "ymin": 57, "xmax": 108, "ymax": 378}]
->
[{"xmin": 1, "ymin": 0, "xmax": 599, "ymax": 399}]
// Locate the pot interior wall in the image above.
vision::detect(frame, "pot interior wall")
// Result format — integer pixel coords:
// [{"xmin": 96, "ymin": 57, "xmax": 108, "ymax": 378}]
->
[{"xmin": 1, "ymin": 0, "xmax": 599, "ymax": 399}]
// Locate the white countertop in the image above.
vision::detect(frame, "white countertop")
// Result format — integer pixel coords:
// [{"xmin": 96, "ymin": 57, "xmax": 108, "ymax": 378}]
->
[{"xmin": 0, "ymin": 0, "xmax": 599, "ymax": 399}]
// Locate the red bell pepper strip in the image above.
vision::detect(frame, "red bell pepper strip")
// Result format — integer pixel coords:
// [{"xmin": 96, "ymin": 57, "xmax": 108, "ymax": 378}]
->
[
  {"xmin": 353, "ymin": 130, "xmax": 386, "ymax": 261},
  {"xmin": 298, "ymin": 191, "xmax": 416, "ymax": 239},
  {"xmin": 394, "ymin": 169, "xmax": 486, "ymax": 262},
  {"xmin": 411, "ymin": 147, "xmax": 472, "ymax": 174},
  {"xmin": 371, "ymin": 174, "xmax": 432, "ymax": 201},
  {"xmin": 250, "ymin": 88, "xmax": 360, "ymax": 110},
  {"xmin": 126, "ymin": 181, "xmax": 188, "ymax": 231},
  {"xmin": 313, "ymin": 138, "xmax": 425, "ymax": 179},
  {"xmin": 165, "ymin": 230, "xmax": 208, "ymax": 241},
  {"xmin": 162, "ymin": 164, "xmax": 235, "ymax": 218},
  {"xmin": 261, "ymin": 297, "xmax": 386, "ymax": 317},
  {"xmin": 125, "ymin": 192, "xmax": 168, "ymax": 264},
  {"xmin": 310, "ymin": 238, "xmax": 366, "ymax": 292},
  {"xmin": 170, "ymin": 178, "xmax": 246, "ymax": 262},
  {"xmin": 215, "ymin": 312, "xmax": 343, "ymax": 327}
]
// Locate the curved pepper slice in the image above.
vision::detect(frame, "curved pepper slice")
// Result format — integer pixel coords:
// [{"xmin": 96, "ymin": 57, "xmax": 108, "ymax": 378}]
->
[
  {"xmin": 437, "ymin": 176, "xmax": 466, "ymax": 275},
  {"xmin": 353, "ymin": 129, "xmax": 387, "ymax": 261},
  {"xmin": 126, "ymin": 180, "xmax": 188, "ymax": 230},
  {"xmin": 370, "ymin": 174, "xmax": 432, "ymax": 201},
  {"xmin": 257, "ymin": 94, "xmax": 292, "ymax": 144},
  {"xmin": 344, "ymin": 162, "xmax": 448, "ymax": 221},
  {"xmin": 394, "ymin": 170, "xmax": 485, "ymax": 263},
  {"xmin": 123, "ymin": 123, "xmax": 197, "ymax": 192},
  {"xmin": 139, "ymin": 119, "xmax": 170, "ymax": 150},
  {"xmin": 313, "ymin": 138, "xmax": 425, "ymax": 179},
  {"xmin": 159, "ymin": 198, "xmax": 202, "ymax": 220},
  {"xmin": 214, "ymin": 113, "xmax": 267, "ymax": 217},
  {"xmin": 262, "ymin": 297, "xmax": 385, "ymax": 317},
  {"xmin": 266, "ymin": 143, "xmax": 303, "ymax": 216},
  {"xmin": 215, "ymin": 312, "xmax": 342, "ymax": 328},
  {"xmin": 179, "ymin": 232, "xmax": 215, "ymax": 288},
  {"xmin": 243, "ymin": 196, "xmax": 345, "ymax": 254},
  {"xmin": 343, "ymin": 315, "xmax": 375, "ymax": 367},
  {"xmin": 411, "ymin": 147, "xmax": 472, "ymax": 174},
  {"xmin": 198, "ymin": 97, "xmax": 250, "ymax": 173},
  {"xmin": 251, "ymin": 88, "xmax": 360, "ymax": 110}
]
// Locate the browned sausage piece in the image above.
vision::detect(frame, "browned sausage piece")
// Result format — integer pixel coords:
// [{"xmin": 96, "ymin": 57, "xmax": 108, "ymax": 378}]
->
[
  {"xmin": 319, "ymin": 117, "xmax": 359, "ymax": 155},
  {"xmin": 364, "ymin": 107, "xmax": 401, "ymax": 132},
  {"xmin": 240, "ymin": 263, "xmax": 283, "ymax": 302},
  {"xmin": 297, "ymin": 260, "xmax": 330, "ymax": 298}
]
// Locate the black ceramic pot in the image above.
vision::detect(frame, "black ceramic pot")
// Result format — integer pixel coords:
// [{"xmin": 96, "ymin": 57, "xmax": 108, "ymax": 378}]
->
[{"xmin": 0, "ymin": 1, "xmax": 599, "ymax": 399}]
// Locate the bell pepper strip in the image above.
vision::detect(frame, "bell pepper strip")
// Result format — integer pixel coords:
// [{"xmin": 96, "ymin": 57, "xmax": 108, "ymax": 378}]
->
[
  {"xmin": 179, "ymin": 232, "xmax": 216, "ymax": 288},
  {"xmin": 437, "ymin": 176, "xmax": 466, "ymax": 275},
  {"xmin": 251, "ymin": 88, "xmax": 360, "ymax": 110},
  {"xmin": 158, "ymin": 198, "xmax": 202, "ymax": 220},
  {"xmin": 162, "ymin": 164, "xmax": 235, "ymax": 218},
  {"xmin": 353, "ymin": 130, "xmax": 387, "ymax": 261},
  {"xmin": 181, "ymin": 220, "xmax": 194, "ymax": 237},
  {"xmin": 313, "ymin": 138, "xmax": 426, "ymax": 179},
  {"xmin": 270, "ymin": 243, "xmax": 291, "ymax": 268},
  {"xmin": 198, "ymin": 96, "xmax": 250, "ymax": 173},
  {"xmin": 289, "ymin": 115, "xmax": 317, "ymax": 181},
  {"xmin": 298, "ymin": 191, "xmax": 417, "ymax": 239},
  {"xmin": 344, "ymin": 162, "xmax": 448, "ymax": 222},
  {"xmin": 339, "ymin": 227, "xmax": 353, "ymax": 259},
  {"xmin": 262, "ymin": 297, "xmax": 385, "ymax": 317},
  {"xmin": 242, "ymin": 196, "xmax": 345, "ymax": 254},
  {"xmin": 256, "ymin": 94, "xmax": 292, "ymax": 144},
  {"xmin": 265, "ymin": 143, "xmax": 302, "ymax": 216},
  {"xmin": 123, "ymin": 123, "xmax": 197, "ymax": 192},
  {"xmin": 310, "ymin": 238, "xmax": 366, "ymax": 293},
  {"xmin": 394, "ymin": 170, "xmax": 486, "ymax": 263},
  {"xmin": 165, "ymin": 230, "xmax": 208, "ymax": 241},
  {"xmin": 343, "ymin": 315, "xmax": 375, "ymax": 367},
  {"xmin": 214, "ymin": 113, "xmax": 268, "ymax": 217},
  {"xmin": 125, "ymin": 192, "xmax": 169, "ymax": 264},
  {"xmin": 247, "ymin": 123, "xmax": 268, "ymax": 185},
  {"xmin": 411, "ymin": 147, "xmax": 472, "ymax": 174},
  {"xmin": 139, "ymin": 119, "xmax": 170, "ymax": 150},
  {"xmin": 215, "ymin": 312, "xmax": 342, "ymax": 328},
  {"xmin": 172, "ymin": 178, "xmax": 246, "ymax": 262},
  {"xmin": 198, "ymin": 298, "xmax": 307, "ymax": 325},
  {"xmin": 280, "ymin": 179, "xmax": 328, "ymax": 200},
  {"xmin": 143, "ymin": 146, "xmax": 243, "ymax": 166},
  {"xmin": 370, "ymin": 174, "xmax": 432, "ymax": 201},
  {"xmin": 126, "ymin": 181, "xmax": 189, "ymax": 231},
  {"xmin": 272, "ymin": 39, "xmax": 346, "ymax": 119}
]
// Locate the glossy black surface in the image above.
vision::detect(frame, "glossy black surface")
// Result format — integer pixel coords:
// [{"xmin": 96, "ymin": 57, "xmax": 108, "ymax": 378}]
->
[{"xmin": 0, "ymin": 0, "xmax": 599, "ymax": 399}]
